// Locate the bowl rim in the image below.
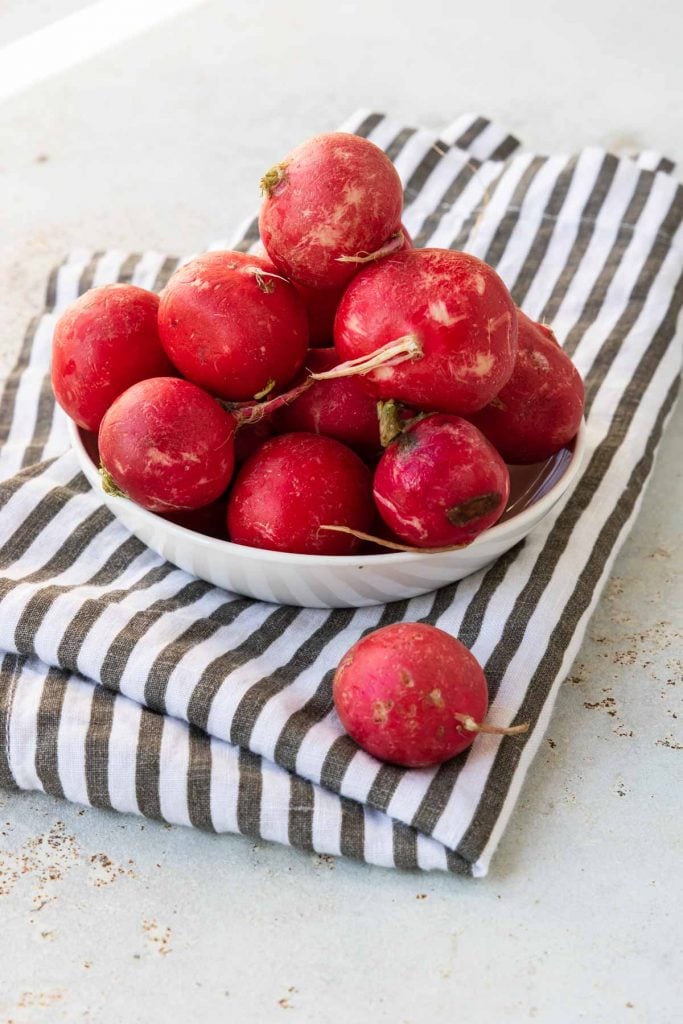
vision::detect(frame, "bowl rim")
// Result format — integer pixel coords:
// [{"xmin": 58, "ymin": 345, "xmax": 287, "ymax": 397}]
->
[{"xmin": 69, "ymin": 417, "xmax": 586, "ymax": 568}]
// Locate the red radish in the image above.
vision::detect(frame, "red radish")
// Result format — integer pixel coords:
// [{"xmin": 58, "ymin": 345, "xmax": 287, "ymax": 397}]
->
[
  {"xmin": 227, "ymin": 433, "xmax": 374, "ymax": 555},
  {"xmin": 99, "ymin": 377, "xmax": 236, "ymax": 513},
  {"xmin": 259, "ymin": 132, "xmax": 404, "ymax": 289},
  {"xmin": 157, "ymin": 251, "xmax": 308, "ymax": 401},
  {"xmin": 293, "ymin": 223, "xmax": 414, "ymax": 346},
  {"xmin": 373, "ymin": 413, "xmax": 510, "ymax": 547},
  {"xmin": 273, "ymin": 349, "xmax": 381, "ymax": 456},
  {"xmin": 469, "ymin": 310, "xmax": 585, "ymax": 463},
  {"xmin": 233, "ymin": 418, "xmax": 274, "ymax": 464},
  {"xmin": 51, "ymin": 284, "xmax": 174, "ymax": 431},
  {"xmin": 333, "ymin": 623, "xmax": 527, "ymax": 768},
  {"xmin": 331, "ymin": 248, "xmax": 518, "ymax": 415}
]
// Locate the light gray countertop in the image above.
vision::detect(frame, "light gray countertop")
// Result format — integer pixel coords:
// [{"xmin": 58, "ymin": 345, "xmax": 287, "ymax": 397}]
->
[{"xmin": 0, "ymin": 2, "xmax": 681, "ymax": 1022}]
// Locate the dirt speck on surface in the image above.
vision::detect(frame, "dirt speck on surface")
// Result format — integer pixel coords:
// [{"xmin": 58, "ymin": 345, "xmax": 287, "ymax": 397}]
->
[
  {"xmin": 142, "ymin": 919, "xmax": 172, "ymax": 956},
  {"xmin": 88, "ymin": 852, "xmax": 138, "ymax": 888},
  {"xmin": 278, "ymin": 987, "xmax": 298, "ymax": 1010},
  {"xmin": 0, "ymin": 821, "xmax": 79, "ymax": 907},
  {"xmin": 312, "ymin": 853, "xmax": 335, "ymax": 870},
  {"xmin": 16, "ymin": 989, "xmax": 65, "ymax": 1009},
  {"xmin": 656, "ymin": 735, "xmax": 682, "ymax": 750}
]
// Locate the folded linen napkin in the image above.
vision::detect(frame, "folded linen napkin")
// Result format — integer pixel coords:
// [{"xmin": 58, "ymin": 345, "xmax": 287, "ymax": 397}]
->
[{"xmin": 0, "ymin": 111, "xmax": 680, "ymax": 876}]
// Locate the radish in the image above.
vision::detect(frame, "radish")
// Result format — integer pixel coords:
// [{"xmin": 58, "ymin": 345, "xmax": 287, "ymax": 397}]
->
[
  {"xmin": 99, "ymin": 377, "xmax": 236, "ymax": 513},
  {"xmin": 51, "ymin": 284, "xmax": 174, "ymax": 431},
  {"xmin": 293, "ymin": 223, "xmax": 414, "ymax": 346},
  {"xmin": 469, "ymin": 310, "xmax": 585, "ymax": 463},
  {"xmin": 157, "ymin": 251, "xmax": 308, "ymax": 401},
  {"xmin": 329, "ymin": 248, "xmax": 518, "ymax": 416},
  {"xmin": 259, "ymin": 132, "xmax": 404, "ymax": 289},
  {"xmin": 333, "ymin": 623, "xmax": 528, "ymax": 767},
  {"xmin": 372, "ymin": 412, "xmax": 510, "ymax": 547},
  {"xmin": 273, "ymin": 349, "xmax": 381, "ymax": 456},
  {"xmin": 227, "ymin": 433, "xmax": 374, "ymax": 555}
]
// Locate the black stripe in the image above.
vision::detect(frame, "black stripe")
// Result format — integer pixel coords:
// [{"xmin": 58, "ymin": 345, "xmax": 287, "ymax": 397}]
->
[
  {"xmin": 187, "ymin": 725, "xmax": 215, "ymax": 831},
  {"xmin": 34, "ymin": 665, "xmax": 68, "ymax": 799},
  {"xmin": 656, "ymin": 157, "xmax": 675, "ymax": 175},
  {"xmin": 55, "ymin": 562, "xmax": 175, "ymax": 672},
  {"xmin": 539, "ymin": 153, "xmax": 620, "ymax": 325},
  {"xmin": 288, "ymin": 775, "xmax": 315, "ymax": 851},
  {"xmin": 480, "ymin": 156, "xmax": 548, "ymax": 268},
  {"xmin": 452, "ymin": 116, "xmax": 490, "ymax": 151},
  {"xmin": 0, "ymin": 653, "xmax": 23, "ymax": 789},
  {"xmin": 84, "ymin": 685, "xmax": 116, "ymax": 810},
  {"xmin": 353, "ymin": 112, "xmax": 384, "ymax": 139},
  {"xmin": 186, "ymin": 604, "xmax": 300, "ymax": 732},
  {"xmin": 456, "ymin": 374, "xmax": 681, "ymax": 863},
  {"xmin": 0, "ymin": 316, "xmax": 42, "ymax": 448},
  {"xmin": 0, "ymin": 472, "xmax": 90, "ymax": 572},
  {"xmin": 488, "ymin": 134, "xmax": 521, "ymax": 162},
  {"xmin": 152, "ymin": 256, "xmax": 180, "ymax": 292},
  {"xmin": 339, "ymin": 796, "xmax": 365, "ymax": 861},
  {"xmin": 135, "ymin": 707, "xmax": 165, "ymax": 821},
  {"xmin": 230, "ymin": 609, "xmax": 354, "ymax": 748},
  {"xmin": 98, "ymin": 579, "xmax": 214, "ymax": 692},
  {"xmin": 384, "ymin": 127, "xmax": 417, "ymax": 164},
  {"xmin": 392, "ymin": 821, "xmax": 418, "ymax": 870},
  {"xmin": 0, "ymin": 457, "xmax": 58, "ymax": 512},
  {"xmin": 413, "ymin": 151, "xmax": 484, "ymax": 248},
  {"xmin": 236, "ymin": 747, "xmax": 263, "ymax": 837},
  {"xmin": 144, "ymin": 596, "xmax": 251, "ymax": 714}
]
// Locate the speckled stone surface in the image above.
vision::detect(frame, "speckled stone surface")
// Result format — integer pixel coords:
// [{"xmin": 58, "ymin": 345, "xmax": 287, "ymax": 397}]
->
[{"xmin": 0, "ymin": 2, "xmax": 681, "ymax": 1021}]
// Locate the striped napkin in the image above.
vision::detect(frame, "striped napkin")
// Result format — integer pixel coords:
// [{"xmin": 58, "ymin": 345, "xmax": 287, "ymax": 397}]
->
[{"xmin": 1, "ymin": 112, "xmax": 681, "ymax": 876}]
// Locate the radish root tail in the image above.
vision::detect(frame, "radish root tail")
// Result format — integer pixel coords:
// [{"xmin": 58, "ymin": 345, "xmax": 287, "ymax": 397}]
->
[
  {"xmin": 336, "ymin": 231, "xmax": 405, "ymax": 265},
  {"xmin": 229, "ymin": 378, "xmax": 314, "ymax": 426},
  {"xmin": 318, "ymin": 524, "xmax": 469, "ymax": 554},
  {"xmin": 309, "ymin": 335, "xmax": 423, "ymax": 382},
  {"xmin": 454, "ymin": 713, "xmax": 530, "ymax": 737}
]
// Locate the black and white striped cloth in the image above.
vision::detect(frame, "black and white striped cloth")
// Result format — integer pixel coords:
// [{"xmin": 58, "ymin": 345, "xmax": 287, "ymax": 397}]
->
[{"xmin": 0, "ymin": 111, "xmax": 681, "ymax": 876}]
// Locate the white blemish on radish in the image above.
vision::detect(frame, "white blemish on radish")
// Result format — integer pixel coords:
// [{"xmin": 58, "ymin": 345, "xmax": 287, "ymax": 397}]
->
[
  {"xmin": 429, "ymin": 300, "xmax": 465, "ymax": 327},
  {"xmin": 473, "ymin": 273, "xmax": 486, "ymax": 295},
  {"xmin": 374, "ymin": 491, "xmax": 429, "ymax": 540},
  {"xmin": 372, "ymin": 366, "xmax": 396, "ymax": 382},
  {"xmin": 146, "ymin": 448, "xmax": 175, "ymax": 467}
]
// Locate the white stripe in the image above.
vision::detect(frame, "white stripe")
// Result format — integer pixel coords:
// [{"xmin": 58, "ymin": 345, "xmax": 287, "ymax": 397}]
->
[
  {"xmin": 259, "ymin": 760, "xmax": 294, "ymax": 846},
  {"xmin": 310, "ymin": 782, "xmax": 343, "ymax": 858},
  {"xmin": 0, "ymin": 453, "xmax": 77, "ymax": 546},
  {"xmin": 362, "ymin": 807, "xmax": 396, "ymax": 869},
  {"xmin": 107, "ymin": 691, "xmax": 143, "ymax": 815},
  {"xmin": 209, "ymin": 737, "xmax": 240, "ymax": 834},
  {"xmin": 158, "ymin": 714, "xmax": 191, "ymax": 827},
  {"xmin": 56, "ymin": 676, "xmax": 93, "ymax": 805},
  {"xmin": 6, "ymin": 661, "xmax": 43, "ymax": 790},
  {"xmin": 0, "ymin": 0, "xmax": 207, "ymax": 103}
]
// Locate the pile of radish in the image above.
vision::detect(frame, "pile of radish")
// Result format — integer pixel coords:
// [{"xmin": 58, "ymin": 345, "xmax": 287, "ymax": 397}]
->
[
  {"xmin": 52, "ymin": 130, "xmax": 584, "ymax": 558},
  {"xmin": 50, "ymin": 130, "xmax": 585, "ymax": 764}
]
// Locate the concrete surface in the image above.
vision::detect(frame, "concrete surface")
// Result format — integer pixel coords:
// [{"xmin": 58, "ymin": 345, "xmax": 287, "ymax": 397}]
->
[{"xmin": 0, "ymin": 2, "xmax": 681, "ymax": 1022}]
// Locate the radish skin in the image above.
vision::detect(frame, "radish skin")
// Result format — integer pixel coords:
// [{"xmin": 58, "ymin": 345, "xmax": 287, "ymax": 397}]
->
[
  {"xmin": 373, "ymin": 414, "xmax": 510, "ymax": 547},
  {"xmin": 51, "ymin": 284, "xmax": 174, "ymax": 431},
  {"xmin": 158, "ymin": 251, "xmax": 308, "ymax": 402},
  {"xmin": 259, "ymin": 133, "xmax": 404, "ymax": 289},
  {"xmin": 227, "ymin": 433, "xmax": 374, "ymax": 555},
  {"xmin": 333, "ymin": 623, "xmax": 490, "ymax": 767},
  {"xmin": 334, "ymin": 248, "xmax": 518, "ymax": 415},
  {"xmin": 469, "ymin": 311, "xmax": 585, "ymax": 463},
  {"xmin": 99, "ymin": 378, "xmax": 236, "ymax": 513}
]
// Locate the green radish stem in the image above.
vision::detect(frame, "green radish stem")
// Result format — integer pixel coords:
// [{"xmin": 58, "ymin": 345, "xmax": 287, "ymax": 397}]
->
[{"xmin": 100, "ymin": 466, "xmax": 126, "ymax": 499}]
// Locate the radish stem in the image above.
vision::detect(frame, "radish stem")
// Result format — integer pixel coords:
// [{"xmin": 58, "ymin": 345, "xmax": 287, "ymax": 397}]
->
[
  {"xmin": 454, "ymin": 713, "xmax": 529, "ymax": 736},
  {"xmin": 336, "ymin": 231, "xmax": 405, "ymax": 265},
  {"xmin": 310, "ymin": 335, "xmax": 423, "ymax": 382}
]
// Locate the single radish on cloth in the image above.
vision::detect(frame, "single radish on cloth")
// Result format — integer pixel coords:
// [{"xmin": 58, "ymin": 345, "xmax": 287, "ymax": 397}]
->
[
  {"xmin": 293, "ymin": 223, "xmax": 414, "ymax": 346},
  {"xmin": 331, "ymin": 248, "xmax": 518, "ymax": 415},
  {"xmin": 259, "ymin": 132, "xmax": 404, "ymax": 289},
  {"xmin": 333, "ymin": 623, "xmax": 528, "ymax": 768},
  {"xmin": 469, "ymin": 310, "xmax": 585, "ymax": 463},
  {"xmin": 373, "ymin": 413, "xmax": 510, "ymax": 547},
  {"xmin": 99, "ymin": 377, "xmax": 236, "ymax": 513},
  {"xmin": 51, "ymin": 284, "xmax": 174, "ymax": 431},
  {"xmin": 273, "ymin": 349, "xmax": 381, "ymax": 456},
  {"xmin": 157, "ymin": 251, "xmax": 308, "ymax": 401},
  {"xmin": 227, "ymin": 433, "xmax": 374, "ymax": 555}
]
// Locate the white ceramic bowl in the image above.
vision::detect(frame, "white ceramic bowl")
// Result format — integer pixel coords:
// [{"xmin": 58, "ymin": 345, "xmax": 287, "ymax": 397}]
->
[{"xmin": 69, "ymin": 419, "xmax": 585, "ymax": 608}]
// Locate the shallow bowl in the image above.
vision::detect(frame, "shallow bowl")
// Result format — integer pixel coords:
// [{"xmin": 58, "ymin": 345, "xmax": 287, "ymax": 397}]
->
[{"xmin": 69, "ymin": 419, "xmax": 585, "ymax": 608}]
